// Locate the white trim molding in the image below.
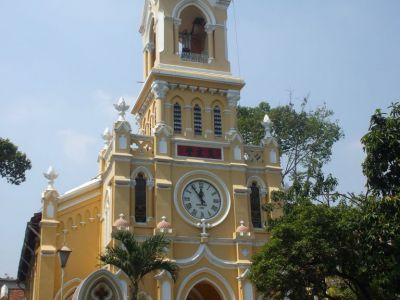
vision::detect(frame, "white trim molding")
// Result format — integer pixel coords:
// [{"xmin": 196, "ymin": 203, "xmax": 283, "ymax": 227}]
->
[
  {"xmin": 175, "ymin": 243, "xmax": 250, "ymax": 269},
  {"xmin": 60, "ymin": 177, "xmax": 101, "ymax": 202},
  {"xmin": 172, "ymin": 0, "xmax": 217, "ymax": 25}
]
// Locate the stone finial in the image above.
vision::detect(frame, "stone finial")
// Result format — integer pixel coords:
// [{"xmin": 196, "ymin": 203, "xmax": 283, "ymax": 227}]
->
[
  {"xmin": 262, "ymin": 114, "xmax": 273, "ymax": 138},
  {"xmin": 113, "ymin": 213, "xmax": 130, "ymax": 230},
  {"xmin": 43, "ymin": 166, "xmax": 58, "ymax": 190},
  {"xmin": 114, "ymin": 97, "xmax": 130, "ymax": 121},
  {"xmin": 0, "ymin": 284, "xmax": 8, "ymax": 299},
  {"xmin": 102, "ymin": 127, "xmax": 112, "ymax": 149},
  {"xmin": 236, "ymin": 220, "xmax": 250, "ymax": 237},
  {"xmin": 157, "ymin": 216, "xmax": 172, "ymax": 233}
]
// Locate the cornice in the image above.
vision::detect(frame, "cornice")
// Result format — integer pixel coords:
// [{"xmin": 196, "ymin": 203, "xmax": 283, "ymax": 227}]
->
[
  {"xmin": 131, "ymin": 66, "xmax": 245, "ymax": 115},
  {"xmin": 60, "ymin": 177, "xmax": 102, "ymax": 201}
]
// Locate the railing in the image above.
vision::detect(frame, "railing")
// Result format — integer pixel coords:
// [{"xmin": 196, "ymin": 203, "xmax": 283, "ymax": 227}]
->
[
  {"xmin": 180, "ymin": 51, "xmax": 209, "ymax": 64},
  {"xmin": 130, "ymin": 134, "xmax": 154, "ymax": 157},
  {"xmin": 244, "ymin": 145, "xmax": 264, "ymax": 165}
]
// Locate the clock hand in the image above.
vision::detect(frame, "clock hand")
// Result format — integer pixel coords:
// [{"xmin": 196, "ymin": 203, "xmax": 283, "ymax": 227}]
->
[
  {"xmin": 191, "ymin": 185, "xmax": 203, "ymax": 204},
  {"xmin": 198, "ymin": 187, "xmax": 206, "ymax": 206}
]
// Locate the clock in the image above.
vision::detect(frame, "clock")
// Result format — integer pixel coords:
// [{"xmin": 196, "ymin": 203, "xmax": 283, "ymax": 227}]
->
[{"xmin": 182, "ymin": 180, "xmax": 222, "ymax": 220}]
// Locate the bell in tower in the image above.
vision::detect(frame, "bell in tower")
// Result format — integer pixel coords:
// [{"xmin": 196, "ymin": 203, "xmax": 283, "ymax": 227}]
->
[{"xmin": 140, "ymin": 0, "xmax": 232, "ymax": 78}]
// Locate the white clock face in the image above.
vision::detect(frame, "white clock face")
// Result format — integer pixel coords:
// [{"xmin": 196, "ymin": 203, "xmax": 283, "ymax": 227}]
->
[{"xmin": 182, "ymin": 180, "xmax": 222, "ymax": 220}]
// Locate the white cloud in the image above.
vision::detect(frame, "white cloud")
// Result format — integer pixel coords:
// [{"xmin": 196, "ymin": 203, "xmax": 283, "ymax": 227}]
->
[{"xmin": 58, "ymin": 129, "xmax": 97, "ymax": 163}]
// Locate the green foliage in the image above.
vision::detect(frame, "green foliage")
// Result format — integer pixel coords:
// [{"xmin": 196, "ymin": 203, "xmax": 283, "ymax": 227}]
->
[
  {"xmin": 251, "ymin": 197, "xmax": 400, "ymax": 300},
  {"xmin": 251, "ymin": 102, "xmax": 400, "ymax": 299},
  {"xmin": 100, "ymin": 230, "xmax": 179, "ymax": 300},
  {"xmin": 237, "ymin": 101, "xmax": 270, "ymax": 145},
  {"xmin": 0, "ymin": 138, "xmax": 31, "ymax": 185},
  {"xmin": 361, "ymin": 102, "xmax": 400, "ymax": 196},
  {"xmin": 238, "ymin": 99, "xmax": 343, "ymax": 205},
  {"xmin": 268, "ymin": 100, "xmax": 343, "ymax": 189}
]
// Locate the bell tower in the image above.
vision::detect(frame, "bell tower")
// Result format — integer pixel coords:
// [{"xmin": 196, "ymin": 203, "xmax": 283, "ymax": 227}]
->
[
  {"xmin": 133, "ymin": 0, "xmax": 244, "ymax": 143},
  {"xmin": 140, "ymin": 0, "xmax": 231, "ymax": 78}
]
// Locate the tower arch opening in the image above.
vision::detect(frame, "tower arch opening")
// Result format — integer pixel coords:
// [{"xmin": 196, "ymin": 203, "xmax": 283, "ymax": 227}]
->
[{"xmin": 179, "ymin": 5, "xmax": 209, "ymax": 63}]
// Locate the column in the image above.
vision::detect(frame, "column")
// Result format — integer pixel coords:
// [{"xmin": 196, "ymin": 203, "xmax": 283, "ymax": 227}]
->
[
  {"xmin": 147, "ymin": 179, "xmax": 154, "ymax": 222},
  {"xmin": 237, "ymin": 269, "xmax": 255, "ymax": 300},
  {"xmin": 36, "ymin": 169, "xmax": 60, "ymax": 300},
  {"xmin": 173, "ymin": 18, "xmax": 181, "ymax": 55},
  {"xmin": 151, "ymin": 80, "xmax": 169, "ymax": 126},
  {"xmin": 227, "ymin": 90, "xmax": 241, "ymax": 132},
  {"xmin": 155, "ymin": 271, "xmax": 173, "ymax": 300},
  {"xmin": 143, "ymin": 51, "xmax": 148, "ymax": 78},
  {"xmin": 183, "ymin": 104, "xmax": 192, "ymax": 138},
  {"xmin": 205, "ymin": 24, "xmax": 216, "ymax": 61},
  {"xmin": 204, "ymin": 106, "xmax": 213, "ymax": 138},
  {"xmin": 145, "ymin": 42, "xmax": 155, "ymax": 72}
]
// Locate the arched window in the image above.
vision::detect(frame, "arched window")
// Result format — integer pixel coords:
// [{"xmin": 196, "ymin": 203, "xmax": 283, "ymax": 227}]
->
[
  {"xmin": 193, "ymin": 104, "xmax": 202, "ymax": 135},
  {"xmin": 179, "ymin": 6, "xmax": 208, "ymax": 63},
  {"xmin": 213, "ymin": 105, "xmax": 222, "ymax": 136},
  {"xmin": 173, "ymin": 103, "xmax": 182, "ymax": 134},
  {"xmin": 135, "ymin": 173, "xmax": 147, "ymax": 223},
  {"xmin": 250, "ymin": 182, "xmax": 262, "ymax": 228}
]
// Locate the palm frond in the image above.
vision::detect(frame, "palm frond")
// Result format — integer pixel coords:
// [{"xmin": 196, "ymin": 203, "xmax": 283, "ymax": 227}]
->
[{"xmin": 100, "ymin": 230, "xmax": 179, "ymax": 286}]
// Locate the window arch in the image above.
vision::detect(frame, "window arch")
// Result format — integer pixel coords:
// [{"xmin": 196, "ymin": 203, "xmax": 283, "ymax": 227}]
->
[
  {"xmin": 173, "ymin": 103, "xmax": 182, "ymax": 134},
  {"xmin": 250, "ymin": 182, "xmax": 262, "ymax": 228},
  {"xmin": 213, "ymin": 105, "xmax": 222, "ymax": 136},
  {"xmin": 135, "ymin": 173, "xmax": 147, "ymax": 223},
  {"xmin": 178, "ymin": 5, "xmax": 209, "ymax": 63},
  {"xmin": 193, "ymin": 104, "xmax": 202, "ymax": 135}
]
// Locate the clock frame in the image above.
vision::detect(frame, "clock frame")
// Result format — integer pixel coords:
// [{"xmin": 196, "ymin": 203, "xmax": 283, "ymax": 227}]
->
[
  {"xmin": 182, "ymin": 180, "xmax": 222, "ymax": 220},
  {"xmin": 173, "ymin": 170, "xmax": 231, "ymax": 228}
]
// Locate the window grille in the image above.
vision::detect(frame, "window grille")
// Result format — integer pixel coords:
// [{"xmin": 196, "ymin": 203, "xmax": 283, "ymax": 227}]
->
[
  {"xmin": 173, "ymin": 103, "xmax": 182, "ymax": 134},
  {"xmin": 135, "ymin": 173, "xmax": 147, "ymax": 223},
  {"xmin": 193, "ymin": 104, "xmax": 202, "ymax": 135},
  {"xmin": 213, "ymin": 106, "xmax": 222, "ymax": 136},
  {"xmin": 250, "ymin": 182, "xmax": 262, "ymax": 228}
]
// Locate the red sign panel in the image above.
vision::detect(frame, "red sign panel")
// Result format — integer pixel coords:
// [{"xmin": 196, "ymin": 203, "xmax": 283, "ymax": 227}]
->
[{"xmin": 177, "ymin": 145, "xmax": 222, "ymax": 160}]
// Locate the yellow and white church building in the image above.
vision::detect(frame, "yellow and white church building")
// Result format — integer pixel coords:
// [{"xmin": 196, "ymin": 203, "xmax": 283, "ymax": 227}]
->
[{"xmin": 17, "ymin": 0, "xmax": 282, "ymax": 299}]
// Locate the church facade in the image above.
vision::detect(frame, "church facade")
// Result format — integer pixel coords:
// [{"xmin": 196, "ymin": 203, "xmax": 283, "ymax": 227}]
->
[{"xmin": 18, "ymin": 0, "xmax": 282, "ymax": 299}]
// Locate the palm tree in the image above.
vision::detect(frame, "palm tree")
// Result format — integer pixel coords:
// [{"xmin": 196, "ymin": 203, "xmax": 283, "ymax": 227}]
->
[{"xmin": 100, "ymin": 230, "xmax": 179, "ymax": 300}]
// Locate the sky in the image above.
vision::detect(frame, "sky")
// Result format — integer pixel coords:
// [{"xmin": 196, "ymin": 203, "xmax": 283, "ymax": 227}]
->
[{"xmin": 0, "ymin": 0, "xmax": 399, "ymax": 277}]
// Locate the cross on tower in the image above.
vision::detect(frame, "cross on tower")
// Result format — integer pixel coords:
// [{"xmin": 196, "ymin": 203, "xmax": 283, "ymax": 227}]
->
[
  {"xmin": 197, "ymin": 218, "xmax": 211, "ymax": 237},
  {"xmin": 93, "ymin": 283, "xmax": 111, "ymax": 300}
]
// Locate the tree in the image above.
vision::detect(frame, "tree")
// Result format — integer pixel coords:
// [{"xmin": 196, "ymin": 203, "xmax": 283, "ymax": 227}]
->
[
  {"xmin": 100, "ymin": 230, "xmax": 179, "ymax": 300},
  {"xmin": 250, "ymin": 102, "xmax": 400, "ymax": 300},
  {"xmin": 361, "ymin": 102, "xmax": 400, "ymax": 196},
  {"xmin": 251, "ymin": 195, "xmax": 400, "ymax": 300},
  {"xmin": 251, "ymin": 202, "xmax": 361, "ymax": 300},
  {"xmin": 268, "ymin": 100, "xmax": 343, "ymax": 188},
  {"xmin": 0, "ymin": 138, "xmax": 31, "ymax": 185},
  {"xmin": 238, "ymin": 99, "xmax": 343, "ymax": 205}
]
